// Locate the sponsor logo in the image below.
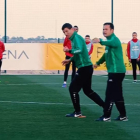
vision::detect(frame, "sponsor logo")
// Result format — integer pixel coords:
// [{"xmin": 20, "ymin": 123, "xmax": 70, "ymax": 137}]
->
[
  {"xmin": 103, "ymin": 118, "xmax": 110, "ymax": 121},
  {"xmin": 3, "ymin": 50, "xmax": 29, "ymax": 59}
]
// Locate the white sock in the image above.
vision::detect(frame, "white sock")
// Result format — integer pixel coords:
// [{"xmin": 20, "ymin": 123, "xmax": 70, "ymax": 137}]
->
[{"xmin": 64, "ymin": 81, "xmax": 66, "ymax": 84}]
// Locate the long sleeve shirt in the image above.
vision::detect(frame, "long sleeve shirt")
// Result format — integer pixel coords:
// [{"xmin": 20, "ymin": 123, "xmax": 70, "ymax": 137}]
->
[
  {"xmin": 63, "ymin": 37, "xmax": 73, "ymax": 57},
  {"xmin": 69, "ymin": 32, "xmax": 92, "ymax": 68},
  {"xmin": 96, "ymin": 33, "xmax": 126, "ymax": 73}
]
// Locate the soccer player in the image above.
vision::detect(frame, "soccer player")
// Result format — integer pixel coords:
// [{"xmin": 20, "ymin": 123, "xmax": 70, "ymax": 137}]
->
[
  {"xmin": 85, "ymin": 35, "xmax": 93, "ymax": 59},
  {"xmin": 61, "ymin": 23, "xmax": 104, "ymax": 118},
  {"xmin": 0, "ymin": 41, "xmax": 5, "ymax": 77},
  {"xmin": 127, "ymin": 32, "xmax": 140, "ymax": 83},
  {"xmin": 93, "ymin": 22, "xmax": 128, "ymax": 121}
]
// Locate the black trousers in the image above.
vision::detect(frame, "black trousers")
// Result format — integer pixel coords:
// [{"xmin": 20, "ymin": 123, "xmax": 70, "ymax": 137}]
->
[
  {"xmin": 64, "ymin": 56, "xmax": 76, "ymax": 82},
  {"xmin": 69, "ymin": 65, "xmax": 104, "ymax": 112},
  {"xmin": 131, "ymin": 59, "xmax": 140, "ymax": 80},
  {"xmin": 104, "ymin": 73, "xmax": 126, "ymax": 117}
]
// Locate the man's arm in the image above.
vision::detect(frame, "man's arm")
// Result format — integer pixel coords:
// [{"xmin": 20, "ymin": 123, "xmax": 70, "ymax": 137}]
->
[
  {"xmin": 63, "ymin": 37, "xmax": 67, "ymax": 47},
  {"xmin": 96, "ymin": 53, "xmax": 105, "ymax": 65},
  {"xmin": 0, "ymin": 42, "xmax": 5, "ymax": 53},
  {"xmin": 127, "ymin": 41, "xmax": 131, "ymax": 60},
  {"xmin": 2, "ymin": 43, "xmax": 5, "ymax": 52},
  {"xmin": 100, "ymin": 37, "xmax": 117, "ymax": 47}
]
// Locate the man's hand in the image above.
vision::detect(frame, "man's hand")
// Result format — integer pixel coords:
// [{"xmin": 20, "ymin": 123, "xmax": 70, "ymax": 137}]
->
[
  {"xmin": 92, "ymin": 38, "xmax": 100, "ymax": 43},
  {"xmin": 137, "ymin": 58, "xmax": 140, "ymax": 62},
  {"xmin": 62, "ymin": 59, "xmax": 71, "ymax": 66},
  {"xmin": 94, "ymin": 64, "xmax": 99, "ymax": 69},
  {"xmin": 63, "ymin": 47, "xmax": 70, "ymax": 52}
]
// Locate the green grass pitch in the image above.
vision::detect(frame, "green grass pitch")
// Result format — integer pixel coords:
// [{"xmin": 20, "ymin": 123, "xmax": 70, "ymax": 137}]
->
[{"xmin": 0, "ymin": 75, "xmax": 140, "ymax": 140}]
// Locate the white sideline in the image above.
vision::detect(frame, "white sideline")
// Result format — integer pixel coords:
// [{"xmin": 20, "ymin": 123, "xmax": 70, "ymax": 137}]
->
[
  {"xmin": 0, "ymin": 82, "xmax": 139, "ymax": 86},
  {"xmin": 0, "ymin": 101, "xmax": 64, "ymax": 105},
  {"xmin": 0, "ymin": 100, "xmax": 139, "ymax": 106},
  {"xmin": 0, "ymin": 83, "xmax": 62, "ymax": 85}
]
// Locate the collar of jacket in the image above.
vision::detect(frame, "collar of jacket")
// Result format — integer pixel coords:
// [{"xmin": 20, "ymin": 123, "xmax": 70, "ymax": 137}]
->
[
  {"xmin": 106, "ymin": 33, "xmax": 115, "ymax": 40},
  {"xmin": 86, "ymin": 41, "xmax": 91, "ymax": 44},
  {"xmin": 132, "ymin": 39, "xmax": 138, "ymax": 42},
  {"xmin": 69, "ymin": 31, "xmax": 77, "ymax": 40}
]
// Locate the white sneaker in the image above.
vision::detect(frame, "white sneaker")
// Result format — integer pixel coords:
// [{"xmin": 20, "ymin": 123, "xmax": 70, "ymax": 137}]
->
[{"xmin": 133, "ymin": 80, "xmax": 137, "ymax": 83}]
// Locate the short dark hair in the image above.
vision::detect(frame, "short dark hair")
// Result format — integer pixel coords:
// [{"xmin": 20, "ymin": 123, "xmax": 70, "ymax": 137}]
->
[
  {"xmin": 132, "ymin": 32, "xmax": 137, "ymax": 35},
  {"xmin": 85, "ymin": 35, "xmax": 90, "ymax": 38},
  {"xmin": 74, "ymin": 25, "xmax": 78, "ymax": 29},
  {"xmin": 62, "ymin": 23, "xmax": 73, "ymax": 30},
  {"xmin": 104, "ymin": 22, "xmax": 114, "ymax": 30}
]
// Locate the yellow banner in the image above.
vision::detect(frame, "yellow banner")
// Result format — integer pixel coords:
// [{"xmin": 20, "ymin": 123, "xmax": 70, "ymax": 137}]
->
[
  {"xmin": 45, "ymin": 43, "xmax": 132, "ymax": 70},
  {"xmin": 45, "ymin": 43, "xmax": 65, "ymax": 70}
]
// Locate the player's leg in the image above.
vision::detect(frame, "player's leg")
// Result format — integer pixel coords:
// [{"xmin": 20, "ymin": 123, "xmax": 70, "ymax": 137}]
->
[
  {"xmin": 62, "ymin": 56, "xmax": 71, "ymax": 87},
  {"xmin": 131, "ymin": 59, "xmax": 137, "ymax": 82},
  {"xmin": 66, "ymin": 67, "xmax": 85, "ymax": 117},
  {"xmin": 71, "ymin": 60, "xmax": 76, "ymax": 81},
  {"xmin": 103, "ymin": 74, "xmax": 114, "ymax": 118},
  {"xmin": 82, "ymin": 65, "xmax": 104, "ymax": 108},
  {"xmin": 96, "ymin": 73, "xmax": 115, "ymax": 121},
  {"xmin": 114, "ymin": 73, "xmax": 128, "ymax": 121}
]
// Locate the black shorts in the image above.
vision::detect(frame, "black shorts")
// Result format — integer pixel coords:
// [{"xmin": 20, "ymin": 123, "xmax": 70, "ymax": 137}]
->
[{"xmin": 69, "ymin": 65, "xmax": 93, "ymax": 92}]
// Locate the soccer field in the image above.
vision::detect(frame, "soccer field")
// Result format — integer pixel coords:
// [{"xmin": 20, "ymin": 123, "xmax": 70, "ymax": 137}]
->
[{"xmin": 0, "ymin": 75, "xmax": 140, "ymax": 140}]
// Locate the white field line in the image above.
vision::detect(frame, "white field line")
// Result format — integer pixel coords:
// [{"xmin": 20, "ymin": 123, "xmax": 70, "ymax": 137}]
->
[
  {"xmin": 0, "ymin": 100, "xmax": 139, "ymax": 106},
  {"xmin": 0, "ymin": 83, "xmax": 62, "ymax": 86},
  {"xmin": 0, "ymin": 82, "xmax": 138, "ymax": 86},
  {"xmin": 0, "ymin": 101, "xmax": 64, "ymax": 105}
]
